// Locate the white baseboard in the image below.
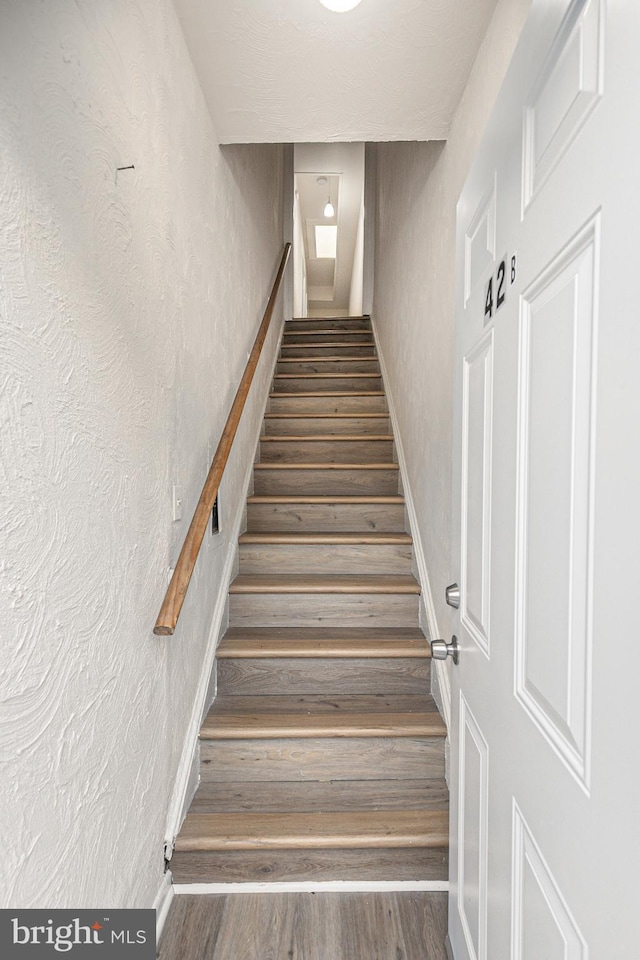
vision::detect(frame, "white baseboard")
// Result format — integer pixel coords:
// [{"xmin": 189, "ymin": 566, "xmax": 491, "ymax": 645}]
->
[
  {"xmin": 173, "ymin": 880, "xmax": 449, "ymax": 895},
  {"xmin": 154, "ymin": 871, "xmax": 174, "ymax": 943},
  {"xmin": 370, "ymin": 316, "xmax": 451, "ymax": 732},
  {"xmin": 163, "ymin": 321, "xmax": 286, "ymax": 853}
]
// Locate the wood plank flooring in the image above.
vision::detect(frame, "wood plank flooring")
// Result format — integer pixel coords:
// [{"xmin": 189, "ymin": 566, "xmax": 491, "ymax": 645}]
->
[{"xmin": 158, "ymin": 893, "xmax": 449, "ymax": 960}]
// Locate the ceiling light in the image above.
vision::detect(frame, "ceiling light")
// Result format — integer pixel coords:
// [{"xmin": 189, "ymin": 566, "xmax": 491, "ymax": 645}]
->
[
  {"xmin": 323, "ymin": 197, "xmax": 335, "ymax": 218},
  {"xmin": 316, "ymin": 176, "xmax": 328, "ymax": 186},
  {"xmin": 319, "ymin": 0, "xmax": 363, "ymax": 11}
]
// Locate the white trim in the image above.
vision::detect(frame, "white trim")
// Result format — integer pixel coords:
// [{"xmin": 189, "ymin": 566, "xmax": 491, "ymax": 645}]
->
[
  {"xmin": 154, "ymin": 872, "xmax": 174, "ymax": 943},
  {"xmin": 163, "ymin": 322, "xmax": 286, "ymax": 850},
  {"xmin": 370, "ymin": 316, "xmax": 451, "ymax": 731},
  {"xmin": 173, "ymin": 880, "xmax": 449, "ymax": 895}
]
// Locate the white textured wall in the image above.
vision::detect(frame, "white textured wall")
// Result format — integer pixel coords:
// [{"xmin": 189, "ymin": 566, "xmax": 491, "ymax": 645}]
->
[
  {"xmin": 0, "ymin": 0, "xmax": 284, "ymax": 909},
  {"xmin": 372, "ymin": 0, "xmax": 531, "ymax": 705}
]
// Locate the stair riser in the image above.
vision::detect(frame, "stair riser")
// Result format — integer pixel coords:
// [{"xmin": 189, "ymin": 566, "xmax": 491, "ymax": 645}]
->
[
  {"xmin": 239, "ymin": 543, "xmax": 412, "ymax": 576},
  {"xmin": 264, "ymin": 416, "xmax": 390, "ymax": 436},
  {"xmin": 170, "ymin": 847, "xmax": 448, "ymax": 884},
  {"xmin": 269, "ymin": 394, "xmax": 387, "ymax": 414},
  {"xmin": 229, "ymin": 592, "xmax": 419, "ymax": 628},
  {"xmin": 286, "ymin": 319, "xmax": 370, "ymax": 332},
  {"xmin": 280, "ymin": 344, "xmax": 376, "ymax": 358},
  {"xmin": 276, "ymin": 359, "xmax": 381, "ymax": 375},
  {"xmin": 217, "ymin": 658, "xmax": 430, "ymax": 695},
  {"xmin": 200, "ymin": 736, "xmax": 444, "ymax": 783},
  {"xmin": 253, "ymin": 467, "xmax": 399, "ymax": 496},
  {"xmin": 260, "ymin": 439, "xmax": 394, "ymax": 464},
  {"xmin": 284, "ymin": 331, "xmax": 374, "ymax": 344},
  {"xmin": 190, "ymin": 779, "xmax": 449, "ymax": 813},
  {"xmin": 246, "ymin": 502, "xmax": 406, "ymax": 533},
  {"xmin": 274, "ymin": 376, "xmax": 382, "ymax": 393}
]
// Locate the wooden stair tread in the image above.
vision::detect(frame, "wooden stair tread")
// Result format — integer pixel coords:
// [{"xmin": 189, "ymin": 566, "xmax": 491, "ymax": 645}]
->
[
  {"xmin": 278, "ymin": 356, "xmax": 380, "ymax": 363},
  {"xmin": 270, "ymin": 391, "xmax": 385, "ymax": 397},
  {"xmin": 260, "ymin": 434, "xmax": 393, "ymax": 442},
  {"xmin": 238, "ymin": 532, "xmax": 410, "ymax": 544},
  {"xmin": 253, "ymin": 462, "xmax": 399, "ymax": 471},
  {"xmin": 247, "ymin": 495, "xmax": 404, "ymax": 504},
  {"xmin": 284, "ymin": 326, "xmax": 371, "ymax": 330},
  {"xmin": 285, "ymin": 325, "xmax": 371, "ymax": 329},
  {"xmin": 265, "ymin": 412, "xmax": 385, "ymax": 419},
  {"xmin": 274, "ymin": 373, "xmax": 382, "ymax": 379},
  {"xmin": 175, "ymin": 809, "xmax": 448, "ymax": 852},
  {"xmin": 200, "ymin": 712, "xmax": 446, "ymax": 740},
  {"xmin": 221, "ymin": 626, "xmax": 424, "ymax": 641},
  {"xmin": 280, "ymin": 341, "xmax": 376, "ymax": 349},
  {"xmin": 217, "ymin": 635, "xmax": 428, "ymax": 658},
  {"xmin": 283, "ymin": 330, "xmax": 372, "ymax": 335},
  {"xmin": 291, "ymin": 316, "xmax": 369, "ymax": 320},
  {"xmin": 284, "ymin": 326, "xmax": 371, "ymax": 337},
  {"xmin": 229, "ymin": 575, "xmax": 420, "ymax": 594}
]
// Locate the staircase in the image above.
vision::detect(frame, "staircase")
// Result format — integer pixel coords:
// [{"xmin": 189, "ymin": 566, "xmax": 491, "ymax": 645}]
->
[{"xmin": 170, "ymin": 315, "xmax": 449, "ymax": 886}]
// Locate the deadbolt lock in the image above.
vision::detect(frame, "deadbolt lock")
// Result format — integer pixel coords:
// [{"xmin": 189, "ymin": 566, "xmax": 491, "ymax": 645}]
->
[{"xmin": 445, "ymin": 582, "xmax": 460, "ymax": 609}]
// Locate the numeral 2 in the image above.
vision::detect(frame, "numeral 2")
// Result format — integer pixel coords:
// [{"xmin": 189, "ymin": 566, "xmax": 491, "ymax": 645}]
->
[{"xmin": 496, "ymin": 260, "xmax": 506, "ymax": 310}]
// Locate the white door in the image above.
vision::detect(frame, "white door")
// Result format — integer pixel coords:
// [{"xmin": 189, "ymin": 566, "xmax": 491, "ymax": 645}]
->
[{"xmin": 449, "ymin": 1, "xmax": 640, "ymax": 957}]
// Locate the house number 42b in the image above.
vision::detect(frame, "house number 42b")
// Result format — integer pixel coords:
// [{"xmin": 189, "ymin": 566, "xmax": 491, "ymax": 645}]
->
[{"xmin": 484, "ymin": 254, "xmax": 517, "ymax": 322}]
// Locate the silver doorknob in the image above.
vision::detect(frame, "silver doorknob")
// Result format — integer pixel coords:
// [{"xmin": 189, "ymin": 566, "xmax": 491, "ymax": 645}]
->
[
  {"xmin": 430, "ymin": 636, "xmax": 460, "ymax": 665},
  {"xmin": 445, "ymin": 583, "xmax": 460, "ymax": 609}
]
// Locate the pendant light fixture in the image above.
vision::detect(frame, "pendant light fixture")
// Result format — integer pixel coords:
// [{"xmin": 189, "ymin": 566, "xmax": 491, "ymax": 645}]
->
[
  {"xmin": 323, "ymin": 195, "xmax": 335, "ymax": 218},
  {"xmin": 319, "ymin": 0, "xmax": 363, "ymax": 11}
]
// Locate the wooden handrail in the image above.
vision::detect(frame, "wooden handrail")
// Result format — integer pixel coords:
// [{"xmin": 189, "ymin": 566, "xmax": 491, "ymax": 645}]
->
[{"xmin": 154, "ymin": 243, "xmax": 291, "ymax": 636}]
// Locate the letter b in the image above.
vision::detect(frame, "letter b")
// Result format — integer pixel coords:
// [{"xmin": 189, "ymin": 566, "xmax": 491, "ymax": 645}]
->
[{"xmin": 11, "ymin": 920, "xmax": 31, "ymax": 944}]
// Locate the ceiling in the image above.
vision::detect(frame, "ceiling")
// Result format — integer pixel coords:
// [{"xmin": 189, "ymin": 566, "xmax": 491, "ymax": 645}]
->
[{"xmin": 173, "ymin": 0, "xmax": 500, "ymax": 143}]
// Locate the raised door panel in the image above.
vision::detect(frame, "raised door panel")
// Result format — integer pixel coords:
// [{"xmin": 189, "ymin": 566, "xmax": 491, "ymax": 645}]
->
[
  {"xmin": 456, "ymin": 696, "xmax": 488, "ymax": 960},
  {"xmin": 464, "ymin": 180, "xmax": 497, "ymax": 305},
  {"xmin": 461, "ymin": 332, "xmax": 494, "ymax": 658},
  {"xmin": 511, "ymin": 803, "xmax": 587, "ymax": 960},
  {"xmin": 523, "ymin": 0, "xmax": 603, "ymax": 210},
  {"xmin": 515, "ymin": 217, "xmax": 598, "ymax": 790}
]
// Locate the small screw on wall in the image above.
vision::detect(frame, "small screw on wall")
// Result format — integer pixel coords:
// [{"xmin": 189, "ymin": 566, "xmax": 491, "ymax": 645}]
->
[{"xmin": 115, "ymin": 164, "xmax": 135, "ymax": 184}]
